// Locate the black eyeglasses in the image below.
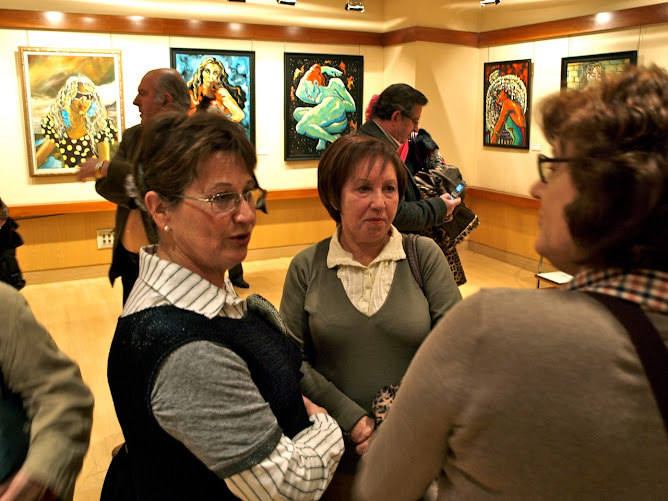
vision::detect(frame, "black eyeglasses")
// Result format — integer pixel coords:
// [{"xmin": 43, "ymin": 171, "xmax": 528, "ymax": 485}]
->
[
  {"xmin": 537, "ymin": 154, "xmax": 582, "ymax": 183},
  {"xmin": 74, "ymin": 92, "xmax": 94, "ymax": 101},
  {"xmin": 402, "ymin": 112, "xmax": 420, "ymax": 127},
  {"xmin": 177, "ymin": 188, "xmax": 267, "ymax": 214}
]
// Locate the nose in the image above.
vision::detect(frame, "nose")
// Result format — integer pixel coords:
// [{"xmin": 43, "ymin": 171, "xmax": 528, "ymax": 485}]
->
[
  {"xmin": 369, "ymin": 188, "xmax": 385, "ymax": 207},
  {"xmin": 133, "ymin": 94, "xmax": 140, "ymax": 107},
  {"xmin": 233, "ymin": 196, "xmax": 257, "ymax": 224},
  {"xmin": 529, "ymin": 179, "xmax": 543, "ymax": 200}
]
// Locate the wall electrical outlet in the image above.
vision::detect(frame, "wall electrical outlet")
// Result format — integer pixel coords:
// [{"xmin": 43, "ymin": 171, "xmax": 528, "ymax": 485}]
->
[{"xmin": 97, "ymin": 229, "xmax": 115, "ymax": 249}]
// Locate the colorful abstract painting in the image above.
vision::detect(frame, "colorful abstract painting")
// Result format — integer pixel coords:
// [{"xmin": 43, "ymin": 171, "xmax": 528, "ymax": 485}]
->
[
  {"xmin": 561, "ymin": 51, "xmax": 637, "ymax": 90},
  {"xmin": 19, "ymin": 47, "xmax": 123, "ymax": 177},
  {"xmin": 483, "ymin": 59, "xmax": 531, "ymax": 150},
  {"xmin": 284, "ymin": 53, "xmax": 363, "ymax": 161},
  {"xmin": 171, "ymin": 48, "xmax": 255, "ymax": 143}
]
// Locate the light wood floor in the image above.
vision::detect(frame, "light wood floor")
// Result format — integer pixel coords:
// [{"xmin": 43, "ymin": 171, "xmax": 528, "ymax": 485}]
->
[{"xmin": 18, "ymin": 247, "xmax": 539, "ymax": 501}]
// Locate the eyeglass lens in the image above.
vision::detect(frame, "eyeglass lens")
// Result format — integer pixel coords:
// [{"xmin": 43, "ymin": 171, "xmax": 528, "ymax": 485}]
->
[
  {"xmin": 211, "ymin": 189, "xmax": 264, "ymax": 213},
  {"xmin": 75, "ymin": 92, "xmax": 94, "ymax": 101}
]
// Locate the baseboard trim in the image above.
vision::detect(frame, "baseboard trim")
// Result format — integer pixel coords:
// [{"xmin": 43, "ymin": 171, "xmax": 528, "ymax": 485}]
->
[
  {"xmin": 23, "ymin": 264, "xmax": 110, "ymax": 285},
  {"xmin": 246, "ymin": 244, "xmax": 310, "ymax": 262},
  {"xmin": 467, "ymin": 241, "xmax": 557, "ymax": 274},
  {"xmin": 22, "ymin": 245, "xmax": 310, "ymax": 285}
]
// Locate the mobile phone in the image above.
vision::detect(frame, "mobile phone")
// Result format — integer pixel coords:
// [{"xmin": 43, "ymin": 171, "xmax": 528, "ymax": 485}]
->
[{"xmin": 449, "ymin": 180, "xmax": 467, "ymax": 199}]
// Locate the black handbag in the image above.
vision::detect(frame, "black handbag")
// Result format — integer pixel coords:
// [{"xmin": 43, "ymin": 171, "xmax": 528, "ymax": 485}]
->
[{"xmin": 0, "ymin": 368, "xmax": 30, "ymax": 482}]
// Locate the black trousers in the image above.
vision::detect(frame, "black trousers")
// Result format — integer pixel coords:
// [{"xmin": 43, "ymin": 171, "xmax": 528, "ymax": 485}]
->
[{"xmin": 117, "ymin": 243, "xmax": 140, "ymax": 305}]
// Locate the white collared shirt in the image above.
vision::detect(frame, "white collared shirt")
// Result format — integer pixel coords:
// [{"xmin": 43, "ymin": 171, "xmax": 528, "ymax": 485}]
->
[{"xmin": 327, "ymin": 226, "xmax": 405, "ymax": 316}]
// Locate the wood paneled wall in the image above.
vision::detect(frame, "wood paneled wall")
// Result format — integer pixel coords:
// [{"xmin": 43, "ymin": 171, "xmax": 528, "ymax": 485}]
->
[
  {"xmin": 14, "ymin": 188, "xmax": 542, "ymax": 283},
  {"xmin": 15, "ymin": 196, "xmax": 335, "ymax": 282}
]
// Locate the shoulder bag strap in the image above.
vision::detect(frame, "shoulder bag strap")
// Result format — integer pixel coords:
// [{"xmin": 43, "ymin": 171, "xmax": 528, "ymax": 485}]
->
[
  {"xmin": 403, "ymin": 233, "xmax": 423, "ymax": 291},
  {"xmin": 586, "ymin": 291, "xmax": 668, "ymax": 438}
]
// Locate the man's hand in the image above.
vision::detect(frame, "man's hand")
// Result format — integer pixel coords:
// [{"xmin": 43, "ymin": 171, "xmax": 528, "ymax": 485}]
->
[
  {"xmin": 77, "ymin": 158, "xmax": 107, "ymax": 182},
  {"xmin": 440, "ymin": 193, "xmax": 461, "ymax": 216}
]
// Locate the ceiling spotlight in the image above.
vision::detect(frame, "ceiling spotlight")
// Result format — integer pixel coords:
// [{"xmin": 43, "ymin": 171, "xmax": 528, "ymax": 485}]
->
[
  {"xmin": 345, "ymin": 0, "xmax": 365, "ymax": 12},
  {"xmin": 480, "ymin": 0, "xmax": 500, "ymax": 5},
  {"xmin": 277, "ymin": 0, "xmax": 296, "ymax": 4}
]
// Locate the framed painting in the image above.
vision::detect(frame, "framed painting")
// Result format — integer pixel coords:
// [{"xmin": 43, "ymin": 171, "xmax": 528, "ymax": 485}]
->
[
  {"xmin": 483, "ymin": 58, "xmax": 531, "ymax": 150},
  {"xmin": 560, "ymin": 51, "xmax": 637, "ymax": 90},
  {"xmin": 171, "ymin": 48, "xmax": 255, "ymax": 144},
  {"xmin": 284, "ymin": 53, "xmax": 363, "ymax": 161},
  {"xmin": 19, "ymin": 47, "xmax": 123, "ymax": 177}
]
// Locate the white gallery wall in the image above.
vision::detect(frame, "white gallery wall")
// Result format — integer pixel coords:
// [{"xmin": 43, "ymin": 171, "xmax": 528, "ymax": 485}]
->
[{"xmin": 1, "ymin": 21, "xmax": 667, "ymax": 206}]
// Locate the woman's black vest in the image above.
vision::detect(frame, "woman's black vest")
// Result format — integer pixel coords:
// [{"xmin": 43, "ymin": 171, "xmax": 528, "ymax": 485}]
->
[{"xmin": 106, "ymin": 305, "xmax": 310, "ymax": 500}]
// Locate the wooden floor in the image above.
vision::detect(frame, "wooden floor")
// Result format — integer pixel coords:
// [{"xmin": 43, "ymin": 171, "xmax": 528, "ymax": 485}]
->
[{"xmin": 18, "ymin": 247, "xmax": 538, "ymax": 501}]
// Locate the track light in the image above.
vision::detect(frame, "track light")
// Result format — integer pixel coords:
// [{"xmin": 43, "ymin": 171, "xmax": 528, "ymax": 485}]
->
[
  {"xmin": 277, "ymin": 0, "xmax": 296, "ymax": 4},
  {"xmin": 345, "ymin": 0, "xmax": 364, "ymax": 12},
  {"xmin": 227, "ymin": 0, "xmax": 246, "ymax": 2},
  {"xmin": 480, "ymin": 0, "xmax": 500, "ymax": 5}
]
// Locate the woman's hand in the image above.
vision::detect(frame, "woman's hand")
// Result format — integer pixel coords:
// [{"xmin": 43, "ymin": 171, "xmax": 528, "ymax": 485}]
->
[
  {"xmin": 302, "ymin": 396, "xmax": 328, "ymax": 416},
  {"xmin": 350, "ymin": 416, "xmax": 375, "ymax": 456},
  {"xmin": 0, "ymin": 468, "xmax": 55, "ymax": 501}
]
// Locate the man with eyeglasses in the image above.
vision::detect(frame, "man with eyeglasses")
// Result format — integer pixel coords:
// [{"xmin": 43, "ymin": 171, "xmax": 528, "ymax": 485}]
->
[
  {"xmin": 357, "ymin": 83, "xmax": 460, "ymax": 232},
  {"xmin": 78, "ymin": 68, "xmax": 191, "ymax": 304}
]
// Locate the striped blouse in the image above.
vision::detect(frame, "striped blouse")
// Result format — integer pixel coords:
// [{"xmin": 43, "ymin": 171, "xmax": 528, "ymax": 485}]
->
[{"xmin": 122, "ymin": 245, "xmax": 343, "ymax": 500}]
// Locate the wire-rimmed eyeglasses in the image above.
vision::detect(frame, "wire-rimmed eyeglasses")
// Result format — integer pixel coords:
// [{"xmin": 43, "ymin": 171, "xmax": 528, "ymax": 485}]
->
[
  {"xmin": 177, "ymin": 187, "xmax": 267, "ymax": 214},
  {"xmin": 402, "ymin": 112, "xmax": 420, "ymax": 128},
  {"xmin": 537, "ymin": 154, "xmax": 580, "ymax": 183}
]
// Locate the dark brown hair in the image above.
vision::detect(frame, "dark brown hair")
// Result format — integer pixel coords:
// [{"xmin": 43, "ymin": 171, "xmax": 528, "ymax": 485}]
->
[
  {"xmin": 318, "ymin": 135, "xmax": 407, "ymax": 223},
  {"xmin": 540, "ymin": 65, "xmax": 668, "ymax": 271},
  {"xmin": 372, "ymin": 83, "xmax": 428, "ymax": 121},
  {"xmin": 134, "ymin": 112, "xmax": 256, "ymax": 207}
]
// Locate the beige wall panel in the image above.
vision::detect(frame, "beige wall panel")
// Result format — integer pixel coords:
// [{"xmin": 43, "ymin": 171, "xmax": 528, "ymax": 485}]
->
[
  {"xmin": 568, "ymin": 27, "xmax": 642, "ymax": 57},
  {"xmin": 383, "ymin": 43, "xmax": 418, "ymax": 88},
  {"xmin": 110, "ymin": 33, "xmax": 172, "ymax": 128},
  {"xmin": 467, "ymin": 197, "xmax": 541, "ymax": 261},
  {"xmin": 16, "ymin": 211, "xmax": 116, "ymax": 272},
  {"xmin": 640, "ymin": 23, "xmax": 668, "ymax": 66},
  {"xmin": 414, "ymin": 42, "xmax": 479, "ymax": 172},
  {"xmin": 0, "ymin": 28, "xmax": 29, "ymax": 207},
  {"xmin": 360, "ymin": 45, "xmax": 385, "ymax": 115}
]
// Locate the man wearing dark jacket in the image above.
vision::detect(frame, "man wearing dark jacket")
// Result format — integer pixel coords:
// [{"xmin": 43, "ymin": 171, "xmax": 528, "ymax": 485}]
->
[
  {"xmin": 78, "ymin": 69, "xmax": 191, "ymax": 303},
  {"xmin": 357, "ymin": 83, "xmax": 459, "ymax": 232}
]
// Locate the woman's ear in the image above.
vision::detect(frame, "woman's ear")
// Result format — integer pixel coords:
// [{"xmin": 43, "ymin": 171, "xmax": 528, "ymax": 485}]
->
[{"xmin": 145, "ymin": 191, "xmax": 170, "ymax": 229}]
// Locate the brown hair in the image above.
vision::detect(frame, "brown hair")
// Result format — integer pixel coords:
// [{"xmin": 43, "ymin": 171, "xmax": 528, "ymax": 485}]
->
[
  {"xmin": 134, "ymin": 112, "xmax": 256, "ymax": 208},
  {"xmin": 0, "ymin": 197, "xmax": 8, "ymax": 220},
  {"xmin": 318, "ymin": 135, "xmax": 407, "ymax": 223},
  {"xmin": 540, "ymin": 65, "xmax": 668, "ymax": 271}
]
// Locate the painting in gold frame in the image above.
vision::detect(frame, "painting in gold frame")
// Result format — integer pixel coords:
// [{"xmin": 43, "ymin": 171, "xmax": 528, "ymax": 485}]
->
[{"xmin": 19, "ymin": 47, "xmax": 123, "ymax": 177}]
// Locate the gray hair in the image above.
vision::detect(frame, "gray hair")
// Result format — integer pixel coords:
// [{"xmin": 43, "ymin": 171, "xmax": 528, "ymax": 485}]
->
[{"xmin": 153, "ymin": 70, "xmax": 191, "ymax": 112}]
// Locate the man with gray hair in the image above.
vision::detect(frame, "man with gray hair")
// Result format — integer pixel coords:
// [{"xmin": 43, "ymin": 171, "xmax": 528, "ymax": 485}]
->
[
  {"xmin": 358, "ymin": 83, "xmax": 459, "ymax": 232},
  {"xmin": 79, "ymin": 68, "xmax": 190, "ymax": 303}
]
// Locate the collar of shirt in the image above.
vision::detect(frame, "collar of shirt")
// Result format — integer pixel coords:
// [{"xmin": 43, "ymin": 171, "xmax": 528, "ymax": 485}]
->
[
  {"xmin": 564, "ymin": 268, "xmax": 668, "ymax": 313},
  {"xmin": 372, "ymin": 119, "xmax": 402, "ymax": 149},
  {"xmin": 123, "ymin": 244, "xmax": 246, "ymax": 320},
  {"xmin": 327, "ymin": 225, "xmax": 405, "ymax": 269}
]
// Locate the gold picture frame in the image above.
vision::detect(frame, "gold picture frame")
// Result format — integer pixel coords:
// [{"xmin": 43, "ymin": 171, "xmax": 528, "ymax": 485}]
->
[{"xmin": 19, "ymin": 47, "xmax": 124, "ymax": 177}]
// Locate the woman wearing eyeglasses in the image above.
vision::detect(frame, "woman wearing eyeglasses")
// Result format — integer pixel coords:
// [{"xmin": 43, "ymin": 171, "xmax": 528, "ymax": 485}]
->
[
  {"xmin": 354, "ymin": 65, "xmax": 668, "ymax": 500},
  {"xmin": 102, "ymin": 112, "xmax": 343, "ymax": 500},
  {"xmin": 35, "ymin": 75, "xmax": 117, "ymax": 169}
]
